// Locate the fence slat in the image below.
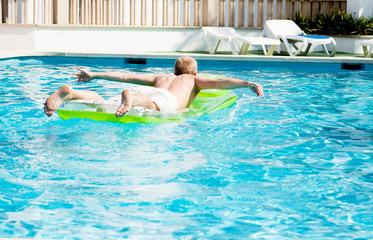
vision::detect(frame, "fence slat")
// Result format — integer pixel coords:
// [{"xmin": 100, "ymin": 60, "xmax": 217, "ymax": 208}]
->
[
  {"xmin": 174, "ymin": 0, "xmax": 178, "ymax": 26},
  {"xmin": 163, "ymin": 0, "xmax": 167, "ymax": 26},
  {"xmin": 184, "ymin": 0, "xmax": 188, "ymax": 26},
  {"xmin": 75, "ymin": 0, "xmax": 79, "ymax": 24},
  {"xmin": 86, "ymin": 0, "xmax": 90, "ymax": 25},
  {"xmin": 263, "ymin": 0, "xmax": 267, "ymax": 28},
  {"xmin": 195, "ymin": 0, "xmax": 198, "ymax": 26},
  {"xmin": 0, "ymin": 0, "xmax": 2, "ymax": 24},
  {"xmin": 224, "ymin": 0, "xmax": 227, "ymax": 26},
  {"xmin": 229, "ymin": 0, "xmax": 234, "ymax": 27},
  {"xmin": 258, "ymin": 0, "xmax": 263, "ymax": 27},
  {"xmin": 34, "ymin": 0, "xmax": 38, "ymax": 24},
  {"xmin": 218, "ymin": 0, "xmax": 224, "ymax": 26}
]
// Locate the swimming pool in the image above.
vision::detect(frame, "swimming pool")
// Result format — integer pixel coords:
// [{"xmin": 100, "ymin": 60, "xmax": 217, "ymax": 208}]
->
[{"xmin": 0, "ymin": 56, "xmax": 372, "ymax": 239}]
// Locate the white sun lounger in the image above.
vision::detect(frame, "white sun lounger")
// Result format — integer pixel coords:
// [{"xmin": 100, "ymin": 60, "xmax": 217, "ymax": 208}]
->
[
  {"xmin": 361, "ymin": 39, "xmax": 373, "ymax": 58},
  {"xmin": 263, "ymin": 20, "xmax": 337, "ymax": 57},
  {"xmin": 202, "ymin": 27, "xmax": 281, "ymax": 56}
]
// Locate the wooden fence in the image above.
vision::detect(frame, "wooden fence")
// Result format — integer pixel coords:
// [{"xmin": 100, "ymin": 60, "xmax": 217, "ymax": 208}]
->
[{"xmin": 1, "ymin": 0, "xmax": 347, "ymax": 28}]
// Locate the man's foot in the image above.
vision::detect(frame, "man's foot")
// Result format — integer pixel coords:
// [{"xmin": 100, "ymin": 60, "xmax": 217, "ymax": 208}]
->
[
  {"xmin": 115, "ymin": 89, "xmax": 132, "ymax": 118},
  {"xmin": 115, "ymin": 103, "xmax": 132, "ymax": 117},
  {"xmin": 44, "ymin": 85, "xmax": 72, "ymax": 116}
]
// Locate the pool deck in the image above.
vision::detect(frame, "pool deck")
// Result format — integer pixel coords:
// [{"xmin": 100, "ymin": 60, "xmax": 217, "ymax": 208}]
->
[{"xmin": 1, "ymin": 50, "xmax": 373, "ymax": 64}]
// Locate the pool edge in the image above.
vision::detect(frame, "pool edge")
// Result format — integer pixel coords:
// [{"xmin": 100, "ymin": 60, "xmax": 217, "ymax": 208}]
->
[{"xmin": 1, "ymin": 51, "xmax": 373, "ymax": 64}]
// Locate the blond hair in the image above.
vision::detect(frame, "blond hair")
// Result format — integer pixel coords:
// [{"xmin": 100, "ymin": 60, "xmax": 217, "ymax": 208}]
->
[{"xmin": 174, "ymin": 56, "xmax": 198, "ymax": 76}]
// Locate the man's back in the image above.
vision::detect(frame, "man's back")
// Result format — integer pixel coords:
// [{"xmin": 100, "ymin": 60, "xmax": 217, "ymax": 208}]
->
[{"xmin": 154, "ymin": 74, "xmax": 200, "ymax": 110}]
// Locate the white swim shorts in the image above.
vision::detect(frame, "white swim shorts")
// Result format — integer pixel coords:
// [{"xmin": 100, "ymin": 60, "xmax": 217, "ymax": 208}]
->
[
  {"xmin": 110, "ymin": 86, "xmax": 178, "ymax": 112},
  {"xmin": 132, "ymin": 86, "xmax": 178, "ymax": 112}
]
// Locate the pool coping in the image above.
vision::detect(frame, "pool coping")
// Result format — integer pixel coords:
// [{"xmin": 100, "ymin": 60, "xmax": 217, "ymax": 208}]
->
[{"xmin": 1, "ymin": 50, "xmax": 373, "ymax": 64}]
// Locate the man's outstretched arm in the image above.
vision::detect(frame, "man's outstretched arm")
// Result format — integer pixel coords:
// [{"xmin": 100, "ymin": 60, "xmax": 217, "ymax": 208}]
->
[
  {"xmin": 73, "ymin": 68, "xmax": 159, "ymax": 86},
  {"xmin": 195, "ymin": 75, "xmax": 264, "ymax": 96}
]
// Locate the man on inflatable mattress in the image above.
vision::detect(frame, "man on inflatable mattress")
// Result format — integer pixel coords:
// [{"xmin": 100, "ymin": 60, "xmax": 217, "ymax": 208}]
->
[{"xmin": 44, "ymin": 56, "xmax": 264, "ymax": 117}]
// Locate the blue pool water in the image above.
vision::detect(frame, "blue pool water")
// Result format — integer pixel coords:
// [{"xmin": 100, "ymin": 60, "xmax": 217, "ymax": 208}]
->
[{"xmin": 0, "ymin": 56, "xmax": 372, "ymax": 239}]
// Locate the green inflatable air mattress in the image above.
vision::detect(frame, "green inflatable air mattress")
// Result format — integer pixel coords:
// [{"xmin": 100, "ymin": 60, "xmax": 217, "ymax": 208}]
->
[{"xmin": 57, "ymin": 89, "xmax": 237, "ymax": 124}]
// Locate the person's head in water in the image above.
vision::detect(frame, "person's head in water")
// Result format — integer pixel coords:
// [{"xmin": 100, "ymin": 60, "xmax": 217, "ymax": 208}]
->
[{"xmin": 174, "ymin": 56, "xmax": 198, "ymax": 76}]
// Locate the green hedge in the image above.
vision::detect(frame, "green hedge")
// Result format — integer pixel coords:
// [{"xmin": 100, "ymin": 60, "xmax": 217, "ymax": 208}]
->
[{"xmin": 291, "ymin": 10, "xmax": 373, "ymax": 35}]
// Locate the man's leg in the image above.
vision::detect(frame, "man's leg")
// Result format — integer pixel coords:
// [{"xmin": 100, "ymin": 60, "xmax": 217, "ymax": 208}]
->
[
  {"xmin": 44, "ymin": 84, "xmax": 104, "ymax": 116},
  {"xmin": 115, "ymin": 89, "xmax": 157, "ymax": 117}
]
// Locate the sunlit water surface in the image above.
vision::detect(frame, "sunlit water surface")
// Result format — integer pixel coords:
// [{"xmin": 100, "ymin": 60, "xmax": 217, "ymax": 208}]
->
[{"xmin": 0, "ymin": 57, "xmax": 372, "ymax": 239}]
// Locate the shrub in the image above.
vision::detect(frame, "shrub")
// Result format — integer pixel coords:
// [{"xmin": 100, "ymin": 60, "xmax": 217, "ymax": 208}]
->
[{"xmin": 291, "ymin": 10, "xmax": 373, "ymax": 35}]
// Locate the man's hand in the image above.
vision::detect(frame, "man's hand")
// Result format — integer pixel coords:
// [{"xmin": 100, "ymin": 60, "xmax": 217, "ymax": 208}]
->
[
  {"xmin": 73, "ymin": 67, "xmax": 94, "ymax": 82},
  {"xmin": 249, "ymin": 82, "xmax": 264, "ymax": 97}
]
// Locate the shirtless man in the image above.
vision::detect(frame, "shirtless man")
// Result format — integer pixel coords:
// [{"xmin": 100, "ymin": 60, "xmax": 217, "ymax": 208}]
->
[{"xmin": 44, "ymin": 56, "xmax": 264, "ymax": 117}]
